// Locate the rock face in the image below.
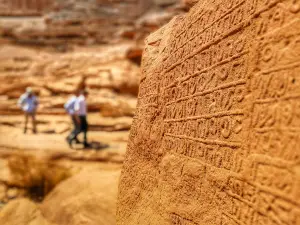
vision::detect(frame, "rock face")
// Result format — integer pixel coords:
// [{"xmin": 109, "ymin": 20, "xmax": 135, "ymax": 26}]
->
[{"xmin": 117, "ymin": 1, "xmax": 300, "ymax": 225}]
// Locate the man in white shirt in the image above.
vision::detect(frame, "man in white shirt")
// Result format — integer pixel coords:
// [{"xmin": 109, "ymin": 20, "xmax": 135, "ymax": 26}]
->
[
  {"xmin": 68, "ymin": 90, "xmax": 90, "ymax": 148},
  {"xmin": 64, "ymin": 91, "xmax": 80, "ymax": 145},
  {"xmin": 18, "ymin": 87, "xmax": 39, "ymax": 134}
]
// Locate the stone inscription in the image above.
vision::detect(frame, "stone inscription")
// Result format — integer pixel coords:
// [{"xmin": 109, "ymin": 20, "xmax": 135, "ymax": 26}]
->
[{"xmin": 118, "ymin": 0, "xmax": 300, "ymax": 224}]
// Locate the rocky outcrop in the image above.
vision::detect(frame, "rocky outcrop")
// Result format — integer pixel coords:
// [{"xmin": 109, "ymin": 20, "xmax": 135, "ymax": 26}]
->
[
  {"xmin": 0, "ymin": 169, "xmax": 121, "ymax": 225},
  {"xmin": 0, "ymin": 198, "xmax": 52, "ymax": 225},
  {"xmin": 117, "ymin": 0, "xmax": 300, "ymax": 224},
  {"xmin": 0, "ymin": 44, "xmax": 139, "ymax": 118},
  {"xmin": 42, "ymin": 170, "xmax": 120, "ymax": 225},
  {"xmin": 0, "ymin": 0, "xmax": 184, "ymax": 47}
]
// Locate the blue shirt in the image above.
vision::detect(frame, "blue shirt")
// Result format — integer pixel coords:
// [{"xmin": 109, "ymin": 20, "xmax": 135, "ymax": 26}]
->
[{"xmin": 18, "ymin": 93, "xmax": 38, "ymax": 113}]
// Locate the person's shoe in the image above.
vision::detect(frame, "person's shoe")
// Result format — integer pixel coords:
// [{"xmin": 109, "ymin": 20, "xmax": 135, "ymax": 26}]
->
[
  {"xmin": 66, "ymin": 137, "xmax": 73, "ymax": 148},
  {"xmin": 83, "ymin": 142, "xmax": 91, "ymax": 149}
]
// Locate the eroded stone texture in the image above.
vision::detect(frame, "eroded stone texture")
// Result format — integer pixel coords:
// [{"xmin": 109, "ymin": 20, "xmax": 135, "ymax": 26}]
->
[{"xmin": 118, "ymin": 0, "xmax": 300, "ymax": 224}]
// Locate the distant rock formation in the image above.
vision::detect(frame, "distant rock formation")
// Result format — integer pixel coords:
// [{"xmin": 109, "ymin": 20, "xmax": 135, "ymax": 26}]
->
[
  {"xmin": 0, "ymin": 0, "xmax": 184, "ymax": 47},
  {"xmin": 0, "ymin": 0, "xmax": 54, "ymax": 16},
  {"xmin": 117, "ymin": 0, "xmax": 300, "ymax": 224},
  {"xmin": 0, "ymin": 44, "xmax": 139, "ymax": 117}
]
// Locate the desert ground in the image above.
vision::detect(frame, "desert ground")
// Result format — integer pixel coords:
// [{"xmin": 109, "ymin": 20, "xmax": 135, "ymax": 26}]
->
[{"xmin": 0, "ymin": 113, "xmax": 128, "ymax": 225}]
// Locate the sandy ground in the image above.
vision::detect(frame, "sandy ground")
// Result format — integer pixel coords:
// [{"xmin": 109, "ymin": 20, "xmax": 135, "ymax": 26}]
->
[
  {"xmin": 0, "ymin": 113, "xmax": 129, "ymax": 210},
  {"xmin": 0, "ymin": 114, "xmax": 129, "ymax": 152}
]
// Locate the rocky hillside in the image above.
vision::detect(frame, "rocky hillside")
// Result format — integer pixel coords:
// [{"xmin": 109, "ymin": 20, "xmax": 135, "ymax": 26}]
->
[
  {"xmin": 0, "ymin": 0, "xmax": 189, "ymax": 120},
  {"xmin": 0, "ymin": 0, "xmax": 190, "ymax": 135},
  {"xmin": 0, "ymin": 0, "xmax": 187, "ymax": 48},
  {"xmin": 0, "ymin": 44, "xmax": 139, "ymax": 117}
]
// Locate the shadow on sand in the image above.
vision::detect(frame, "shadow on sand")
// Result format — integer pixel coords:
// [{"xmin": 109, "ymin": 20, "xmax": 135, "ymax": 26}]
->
[{"xmin": 73, "ymin": 141, "xmax": 109, "ymax": 151}]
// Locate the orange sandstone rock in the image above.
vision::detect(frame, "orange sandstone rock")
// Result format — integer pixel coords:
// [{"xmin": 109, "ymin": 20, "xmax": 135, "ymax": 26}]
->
[
  {"xmin": 42, "ymin": 170, "xmax": 120, "ymax": 225},
  {"xmin": 0, "ymin": 198, "xmax": 52, "ymax": 225},
  {"xmin": 117, "ymin": 0, "xmax": 300, "ymax": 225}
]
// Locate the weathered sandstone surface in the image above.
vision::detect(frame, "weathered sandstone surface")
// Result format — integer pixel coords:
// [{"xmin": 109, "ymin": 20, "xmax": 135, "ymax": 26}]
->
[{"xmin": 118, "ymin": 0, "xmax": 300, "ymax": 224}]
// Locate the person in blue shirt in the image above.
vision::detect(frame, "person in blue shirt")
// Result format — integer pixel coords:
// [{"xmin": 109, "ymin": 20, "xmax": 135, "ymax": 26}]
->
[
  {"xmin": 18, "ymin": 87, "xmax": 39, "ymax": 134},
  {"xmin": 65, "ymin": 91, "xmax": 80, "ymax": 146}
]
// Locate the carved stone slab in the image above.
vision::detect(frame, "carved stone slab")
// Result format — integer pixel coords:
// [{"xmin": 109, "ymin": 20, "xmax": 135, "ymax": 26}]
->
[{"xmin": 117, "ymin": 0, "xmax": 300, "ymax": 224}]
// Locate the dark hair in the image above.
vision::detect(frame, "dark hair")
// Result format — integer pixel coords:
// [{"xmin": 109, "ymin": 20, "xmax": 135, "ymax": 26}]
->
[{"xmin": 80, "ymin": 89, "xmax": 89, "ymax": 95}]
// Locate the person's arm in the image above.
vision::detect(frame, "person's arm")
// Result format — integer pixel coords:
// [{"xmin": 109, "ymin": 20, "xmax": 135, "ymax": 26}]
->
[
  {"xmin": 64, "ymin": 98, "xmax": 71, "ymax": 111},
  {"xmin": 35, "ymin": 97, "xmax": 39, "ymax": 106},
  {"xmin": 17, "ymin": 95, "xmax": 25, "ymax": 108},
  {"xmin": 32, "ymin": 97, "xmax": 39, "ymax": 113},
  {"xmin": 65, "ymin": 96, "xmax": 76, "ymax": 109}
]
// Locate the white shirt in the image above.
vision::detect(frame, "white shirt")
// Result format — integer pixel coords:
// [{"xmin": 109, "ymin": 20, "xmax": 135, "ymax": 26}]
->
[
  {"xmin": 64, "ymin": 95, "xmax": 77, "ymax": 115},
  {"xmin": 74, "ymin": 95, "xmax": 87, "ymax": 116},
  {"xmin": 18, "ymin": 93, "xmax": 38, "ymax": 113}
]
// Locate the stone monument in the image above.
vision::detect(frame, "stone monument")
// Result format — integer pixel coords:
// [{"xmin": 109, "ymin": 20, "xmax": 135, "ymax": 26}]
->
[{"xmin": 118, "ymin": 0, "xmax": 300, "ymax": 224}]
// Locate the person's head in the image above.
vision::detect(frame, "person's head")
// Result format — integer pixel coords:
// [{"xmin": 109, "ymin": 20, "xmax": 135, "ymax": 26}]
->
[
  {"xmin": 80, "ymin": 89, "xmax": 89, "ymax": 98},
  {"xmin": 26, "ymin": 87, "xmax": 33, "ymax": 97},
  {"xmin": 74, "ymin": 90, "xmax": 80, "ymax": 97}
]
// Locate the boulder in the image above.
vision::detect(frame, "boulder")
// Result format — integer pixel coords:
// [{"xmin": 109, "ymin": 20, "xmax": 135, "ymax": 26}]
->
[
  {"xmin": 41, "ymin": 170, "xmax": 120, "ymax": 225},
  {"xmin": 7, "ymin": 153, "xmax": 71, "ymax": 195},
  {"xmin": 0, "ymin": 198, "xmax": 52, "ymax": 225}
]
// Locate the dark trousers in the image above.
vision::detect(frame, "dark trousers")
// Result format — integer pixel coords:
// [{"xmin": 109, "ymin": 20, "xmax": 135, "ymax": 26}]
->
[
  {"xmin": 24, "ymin": 112, "xmax": 36, "ymax": 133},
  {"xmin": 68, "ymin": 115, "xmax": 80, "ymax": 140},
  {"xmin": 70, "ymin": 116, "xmax": 88, "ymax": 144}
]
